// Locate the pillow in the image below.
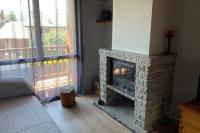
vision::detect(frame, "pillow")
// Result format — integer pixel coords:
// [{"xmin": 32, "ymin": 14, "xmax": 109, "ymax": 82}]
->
[{"xmin": 0, "ymin": 77, "xmax": 34, "ymax": 99}]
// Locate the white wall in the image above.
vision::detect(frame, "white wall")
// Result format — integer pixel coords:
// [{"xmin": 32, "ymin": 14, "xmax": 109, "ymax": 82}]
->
[
  {"xmin": 81, "ymin": 0, "xmax": 112, "ymax": 92},
  {"xmin": 111, "ymin": 0, "xmax": 174, "ymax": 55},
  {"xmin": 112, "ymin": 0, "xmax": 153, "ymax": 55},
  {"xmin": 149, "ymin": 0, "xmax": 172, "ymax": 55},
  {"xmin": 170, "ymin": 0, "xmax": 200, "ymax": 119}
]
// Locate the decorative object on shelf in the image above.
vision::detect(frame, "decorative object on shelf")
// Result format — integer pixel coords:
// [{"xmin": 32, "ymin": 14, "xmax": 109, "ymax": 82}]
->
[
  {"xmin": 96, "ymin": 10, "xmax": 112, "ymax": 23},
  {"xmin": 196, "ymin": 73, "xmax": 200, "ymax": 102},
  {"xmin": 165, "ymin": 30, "xmax": 175, "ymax": 55}
]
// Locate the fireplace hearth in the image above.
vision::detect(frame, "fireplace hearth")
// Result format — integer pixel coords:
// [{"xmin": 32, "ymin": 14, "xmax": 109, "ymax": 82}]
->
[
  {"xmin": 111, "ymin": 59, "xmax": 136, "ymax": 96},
  {"xmin": 99, "ymin": 49, "xmax": 176, "ymax": 133}
]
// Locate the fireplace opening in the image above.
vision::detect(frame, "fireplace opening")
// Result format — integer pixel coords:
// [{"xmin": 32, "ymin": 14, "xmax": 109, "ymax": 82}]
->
[{"xmin": 110, "ymin": 58, "xmax": 136, "ymax": 96}]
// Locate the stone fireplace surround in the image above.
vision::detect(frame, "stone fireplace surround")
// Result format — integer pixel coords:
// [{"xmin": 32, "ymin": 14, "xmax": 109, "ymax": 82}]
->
[{"xmin": 99, "ymin": 49, "xmax": 176, "ymax": 133}]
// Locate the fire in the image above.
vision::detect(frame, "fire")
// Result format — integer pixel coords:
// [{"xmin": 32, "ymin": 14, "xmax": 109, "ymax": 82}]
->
[{"xmin": 113, "ymin": 67, "xmax": 128, "ymax": 75}]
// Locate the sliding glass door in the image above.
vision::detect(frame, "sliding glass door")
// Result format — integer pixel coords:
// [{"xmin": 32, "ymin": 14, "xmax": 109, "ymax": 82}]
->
[{"xmin": 0, "ymin": 0, "xmax": 81, "ymax": 101}]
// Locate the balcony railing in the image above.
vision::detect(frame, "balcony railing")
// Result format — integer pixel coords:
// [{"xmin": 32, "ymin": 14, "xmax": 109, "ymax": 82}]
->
[
  {"xmin": 0, "ymin": 45, "xmax": 69, "ymax": 60},
  {"xmin": 0, "ymin": 45, "xmax": 74, "ymax": 87}
]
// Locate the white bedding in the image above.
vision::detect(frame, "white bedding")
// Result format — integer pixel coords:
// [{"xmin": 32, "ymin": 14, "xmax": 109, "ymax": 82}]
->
[{"xmin": 0, "ymin": 96, "xmax": 62, "ymax": 133}]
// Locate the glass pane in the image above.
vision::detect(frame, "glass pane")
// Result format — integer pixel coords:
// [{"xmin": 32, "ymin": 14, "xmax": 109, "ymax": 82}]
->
[
  {"xmin": 0, "ymin": 0, "xmax": 37, "ymax": 61},
  {"xmin": 39, "ymin": 0, "xmax": 76, "ymax": 56}
]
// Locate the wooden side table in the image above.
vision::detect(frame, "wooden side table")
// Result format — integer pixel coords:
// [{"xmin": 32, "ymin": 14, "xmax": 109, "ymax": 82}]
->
[
  {"xmin": 179, "ymin": 101, "xmax": 200, "ymax": 133},
  {"xmin": 60, "ymin": 86, "xmax": 75, "ymax": 108}
]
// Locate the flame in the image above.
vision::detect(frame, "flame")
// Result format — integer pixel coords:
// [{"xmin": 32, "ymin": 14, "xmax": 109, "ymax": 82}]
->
[{"xmin": 113, "ymin": 67, "xmax": 128, "ymax": 75}]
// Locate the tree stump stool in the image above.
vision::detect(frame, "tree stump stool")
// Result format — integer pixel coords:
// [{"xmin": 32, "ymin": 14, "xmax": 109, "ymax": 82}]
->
[{"xmin": 60, "ymin": 85, "xmax": 75, "ymax": 108}]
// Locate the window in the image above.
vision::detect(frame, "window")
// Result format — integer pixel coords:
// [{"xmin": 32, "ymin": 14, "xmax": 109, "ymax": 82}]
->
[
  {"xmin": 0, "ymin": 0, "xmax": 81, "ymax": 101},
  {"xmin": 0, "ymin": 0, "xmax": 77, "ymax": 61}
]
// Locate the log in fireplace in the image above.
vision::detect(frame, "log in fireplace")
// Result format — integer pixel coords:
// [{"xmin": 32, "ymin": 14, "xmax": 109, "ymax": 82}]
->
[{"xmin": 111, "ymin": 59, "xmax": 136, "ymax": 96}]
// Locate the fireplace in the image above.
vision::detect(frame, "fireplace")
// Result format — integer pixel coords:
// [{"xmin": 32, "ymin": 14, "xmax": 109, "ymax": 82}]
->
[
  {"xmin": 111, "ymin": 59, "xmax": 136, "ymax": 96},
  {"xmin": 99, "ymin": 49, "xmax": 176, "ymax": 133}
]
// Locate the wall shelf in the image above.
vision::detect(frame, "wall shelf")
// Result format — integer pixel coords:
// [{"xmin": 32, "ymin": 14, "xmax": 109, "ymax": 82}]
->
[{"xmin": 96, "ymin": 19, "xmax": 112, "ymax": 23}]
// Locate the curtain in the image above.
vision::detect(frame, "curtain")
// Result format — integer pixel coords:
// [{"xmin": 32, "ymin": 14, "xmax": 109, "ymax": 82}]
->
[
  {"xmin": 34, "ymin": 59, "xmax": 77, "ymax": 102},
  {"xmin": 0, "ymin": 0, "xmax": 77, "ymax": 102}
]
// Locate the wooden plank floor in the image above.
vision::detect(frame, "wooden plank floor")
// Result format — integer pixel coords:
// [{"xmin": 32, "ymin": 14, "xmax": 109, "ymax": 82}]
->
[
  {"xmin": 45, "ymin": 95, "xmax": 132, "ymax": 133},
  {"xmin": 45, "ymin": 95, "xmax": 178, "ymax": 133}
]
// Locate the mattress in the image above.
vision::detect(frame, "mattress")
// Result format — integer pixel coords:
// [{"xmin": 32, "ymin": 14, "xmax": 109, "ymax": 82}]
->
[{"xmin": 0, "ymin": 96, "xmax": 62, "ymax": 133}]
